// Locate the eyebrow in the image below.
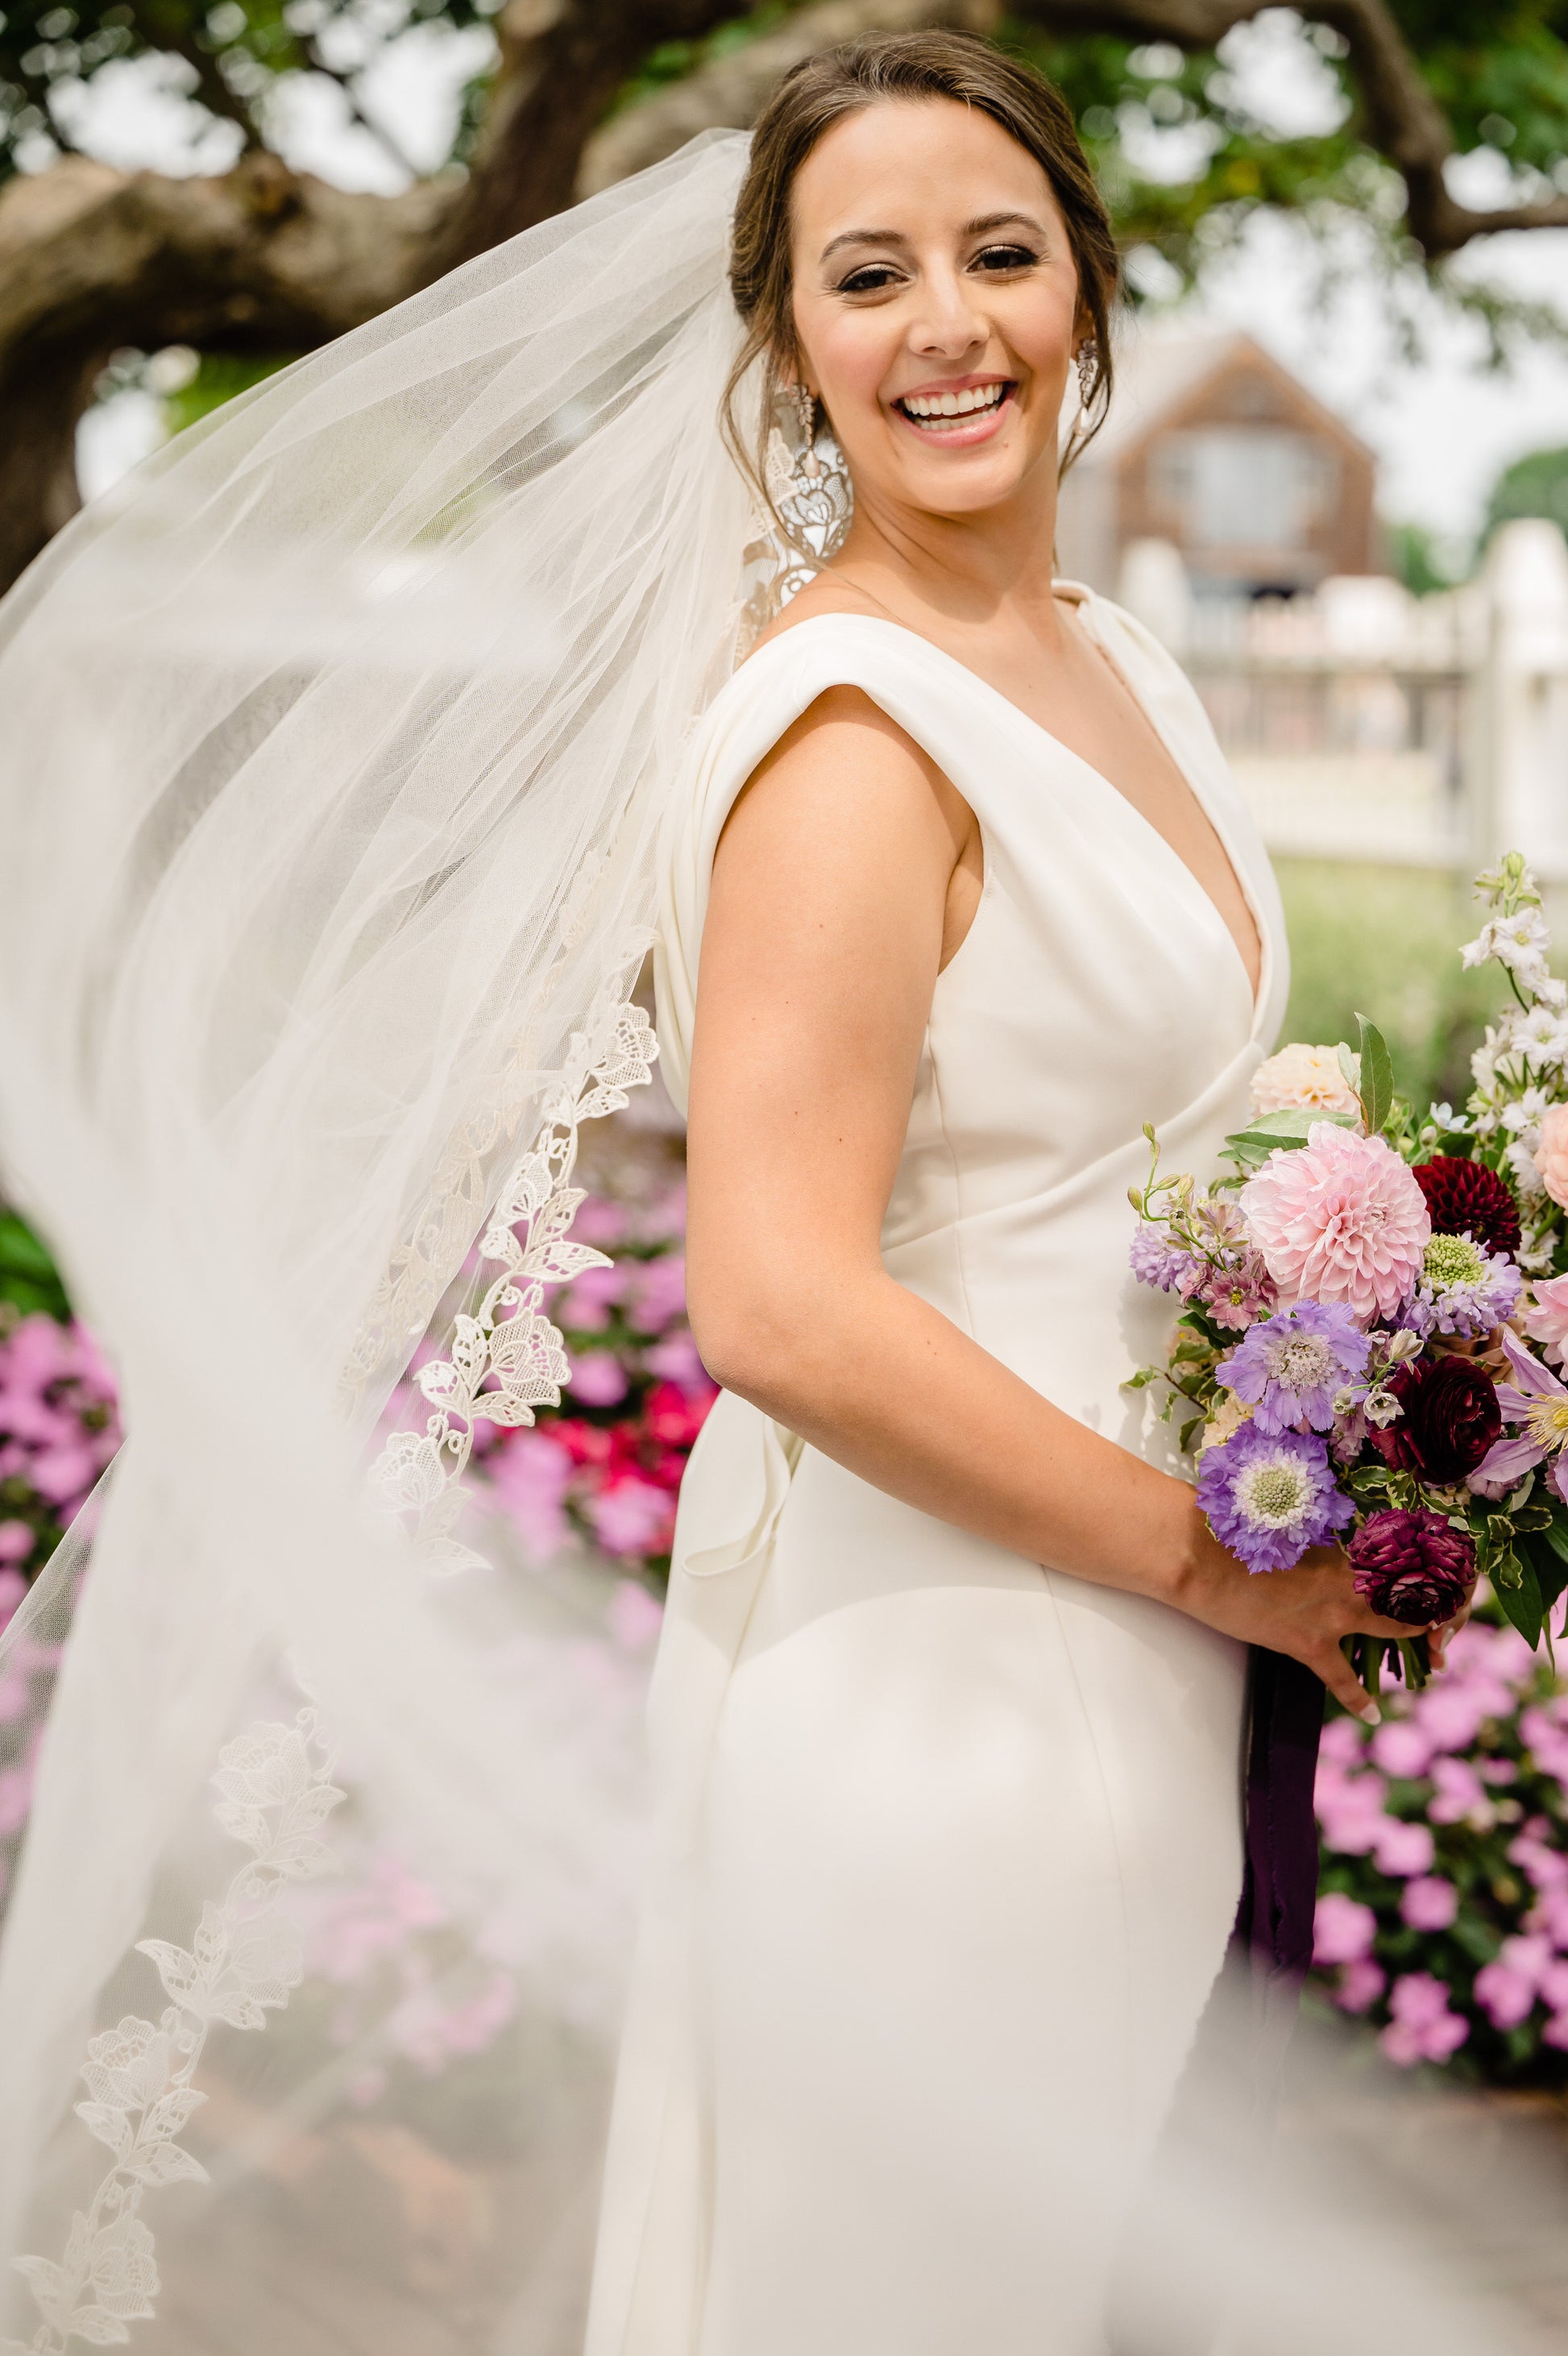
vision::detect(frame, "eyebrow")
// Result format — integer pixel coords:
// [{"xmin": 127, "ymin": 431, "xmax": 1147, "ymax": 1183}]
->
[{"xmin": 819, "ymin": 210, "xmax": 1048, "ymax": 263}]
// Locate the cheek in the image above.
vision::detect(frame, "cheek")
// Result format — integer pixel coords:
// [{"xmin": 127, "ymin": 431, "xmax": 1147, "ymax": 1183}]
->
[{"xmin": 795, "ymin": 300, "xmax": 899, "ymax": 417}]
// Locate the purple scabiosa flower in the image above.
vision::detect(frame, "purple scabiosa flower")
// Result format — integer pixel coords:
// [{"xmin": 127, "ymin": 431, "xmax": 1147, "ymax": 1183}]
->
[
  {"xmin": 1128, "ymin": 1223, "xmax": 1201, "ymax": 1295},
  {"xmin": 1401, "ymin": 1229, "xmax": 1522, "ymax": 1341},
  {"xmin": 1215, "ymin": 1300, "xmax": 1370, "ymax": 1434},
  {"xmin": 1197, "ymin": 1422, "xmax": 1354, "ymax": 1574}
]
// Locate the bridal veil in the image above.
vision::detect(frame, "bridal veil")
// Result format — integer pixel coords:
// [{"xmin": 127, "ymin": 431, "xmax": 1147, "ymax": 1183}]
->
[{"xmin": 0, "ymin": 130, "xmax": 761, "ymax": 2346}]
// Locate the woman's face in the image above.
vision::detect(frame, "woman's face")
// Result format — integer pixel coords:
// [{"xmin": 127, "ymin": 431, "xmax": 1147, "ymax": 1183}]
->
[{"xmin": 787, "ymin": 97, "xmax": 1087, "ymax": 529}]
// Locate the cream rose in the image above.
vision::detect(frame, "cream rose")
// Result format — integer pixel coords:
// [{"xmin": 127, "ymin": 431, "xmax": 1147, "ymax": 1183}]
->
[{"xmin": 1249, "ymin": 1042, "xmax": 1360, "ymax": 1122}]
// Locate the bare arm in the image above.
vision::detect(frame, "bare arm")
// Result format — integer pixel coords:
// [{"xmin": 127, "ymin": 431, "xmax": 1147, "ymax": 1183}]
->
[{"xmin": 684, "ymin": 690, "xmax": 1416, "ymax": 1719}]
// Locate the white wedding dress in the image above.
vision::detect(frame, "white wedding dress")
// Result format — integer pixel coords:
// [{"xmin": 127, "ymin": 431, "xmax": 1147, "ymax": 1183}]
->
[{"xmin": 587, "ymin": 584, "xmax": 1290, "ymax": 2356}]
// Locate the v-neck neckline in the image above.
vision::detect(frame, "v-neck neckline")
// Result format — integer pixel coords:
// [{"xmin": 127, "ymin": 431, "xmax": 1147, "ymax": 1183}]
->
[{"xmin": 774, "ymin": 596, "xmax": 1270, "ymax": 1035}]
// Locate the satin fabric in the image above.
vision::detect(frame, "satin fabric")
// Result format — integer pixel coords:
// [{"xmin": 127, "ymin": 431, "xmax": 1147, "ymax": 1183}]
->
[{"xmin": 587, "ymin": 587, "xmax": 1291, "ymax": 2356}]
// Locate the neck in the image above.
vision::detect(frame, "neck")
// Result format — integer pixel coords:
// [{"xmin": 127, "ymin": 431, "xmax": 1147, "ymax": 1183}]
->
[{"xmin": 826, "ymin": 449, "xmax": 1065, "ymax": 638}]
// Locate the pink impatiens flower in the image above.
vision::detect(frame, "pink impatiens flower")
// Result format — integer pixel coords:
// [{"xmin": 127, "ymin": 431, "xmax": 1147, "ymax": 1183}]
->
[
  {"xmin": 1238, "ymin": 1124, "xmax": 1430, "ymax": 1325},
  {"xmin": 1380, "ymin": 1972, "xmax": 1470, "ymax": 2065},
  {"xmin": 1313, "ymin": 1891, "xmax": 1376, "ymax": 1965},
  {"xmin": 1400, "ymin": 1876, "xmax": 1459, "ymax": 1931}
]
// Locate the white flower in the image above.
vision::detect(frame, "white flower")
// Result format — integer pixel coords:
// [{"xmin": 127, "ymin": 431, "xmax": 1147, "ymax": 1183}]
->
[
  {"xmin": 1462, "ymin": 906, "xmax": 1553, "ymax": 989},
  {"xmin": 1509, "ymin": 1004, "xmax": 1568, "ymax": 1065},
  {"xmin": 1502, "ymin": 1087, "xmax": 1552, "ymax": 1134},
  {"xmin": 1249, "ymin": 1041, "xmax": 1360, "ymax": 1120},
  {"xmin": 1505, "ymin": 1136, "xmax": 1549, "ymax": 1201}
]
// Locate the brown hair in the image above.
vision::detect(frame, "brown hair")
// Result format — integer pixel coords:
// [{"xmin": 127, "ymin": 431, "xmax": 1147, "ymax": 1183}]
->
[{"xmin": 723, "ymin": 29, "xmax": 1120, "ymax": 554}]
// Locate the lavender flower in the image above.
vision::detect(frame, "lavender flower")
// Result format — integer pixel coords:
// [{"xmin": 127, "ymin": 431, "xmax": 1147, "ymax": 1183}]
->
[
  {"xmin": 1216, "ymin": 1300, "xmax": 1371, "ymax": 1435},
  {"xmin": 1197, "ymin": 1422, "xmax": 1354, "ymax": 1574},
  {"xmin": 1128, "ymin": 1223, "xmax": 1201, "ymax": 1296},
  {"xmin": 1400, "ymin": 1229, "xmax": 1523, "ymax": 1341}
]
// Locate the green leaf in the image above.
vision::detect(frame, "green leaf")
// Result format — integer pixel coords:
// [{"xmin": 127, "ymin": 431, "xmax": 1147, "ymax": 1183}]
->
[
  {"xmin": 1354, "ymin": 1014, "xmax": 1395, "ymax": 1137},
  {"xmin": 1223, "ymin": 1107, "xmax": 1358, "ymax": 1168},
  {"xmin": 1524, "ymin": 1529, "xmax": 1568, "ymax": 1616},
  {"xmin": 1494, "ymin": 1553, "xmax": 1545, "ymax": 1650},
  {"xmin": 1540, "ymin": 1514, "xmax": 1568, "ymax": 1569},
  {"xmin": 1178, "ymin": 1414, "xmax": 1204, "ymax": 1454}
]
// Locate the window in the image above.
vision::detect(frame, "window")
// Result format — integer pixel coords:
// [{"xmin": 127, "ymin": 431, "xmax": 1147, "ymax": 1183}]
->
[{"xmin": 1149, "ymin": 427, "xmax": 1336, "ymax": 550}]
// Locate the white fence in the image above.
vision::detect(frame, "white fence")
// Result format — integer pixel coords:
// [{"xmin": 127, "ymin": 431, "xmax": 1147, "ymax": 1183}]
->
[{"xmin": 1119, "ymin": 522, "xmax": 1568, "ymax": 877}]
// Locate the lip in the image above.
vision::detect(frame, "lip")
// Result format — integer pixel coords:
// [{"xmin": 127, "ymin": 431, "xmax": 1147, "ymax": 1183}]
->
[{"xmin": 890, "ymin": 377, "xmax": 1017, "ymax": 449}]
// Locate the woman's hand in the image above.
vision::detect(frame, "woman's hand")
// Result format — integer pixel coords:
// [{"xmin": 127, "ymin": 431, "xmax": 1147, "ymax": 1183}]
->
[{"xmin": 1171, "ymin": 1516, "xmax": 1452, "ymax": 1722}]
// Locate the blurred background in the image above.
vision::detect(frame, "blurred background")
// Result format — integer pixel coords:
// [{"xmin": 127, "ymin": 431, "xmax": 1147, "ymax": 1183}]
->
[{"xmin": 6, "ymin": 5, "xmax": 1568, "ymax": 2327}]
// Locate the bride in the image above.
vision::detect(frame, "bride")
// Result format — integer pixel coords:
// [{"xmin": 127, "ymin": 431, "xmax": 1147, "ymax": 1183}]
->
[{"xmin": 0, "ymin": 26, "xmax": 1456, "ymax": 2356}]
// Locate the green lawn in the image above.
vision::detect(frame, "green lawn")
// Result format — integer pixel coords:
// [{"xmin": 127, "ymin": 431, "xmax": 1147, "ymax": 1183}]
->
[{"xmin": 1274, "ymin": 861, "xmax": 1516, "ymax": 1116}]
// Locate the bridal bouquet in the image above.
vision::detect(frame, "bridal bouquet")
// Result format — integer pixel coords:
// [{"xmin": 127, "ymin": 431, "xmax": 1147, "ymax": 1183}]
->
[{"xmin": 1127, "ymin": 854, "xmax": 1568, "ymax": 1694}]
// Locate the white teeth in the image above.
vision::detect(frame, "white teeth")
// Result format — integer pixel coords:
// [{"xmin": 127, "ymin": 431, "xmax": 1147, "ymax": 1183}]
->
[{"xmin": 900, "ymin": 384, "xmax": 1006, "ymax": 422}]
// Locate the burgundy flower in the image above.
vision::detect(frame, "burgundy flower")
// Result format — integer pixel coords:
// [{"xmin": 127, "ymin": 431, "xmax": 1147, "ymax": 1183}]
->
[
  {"xmin": 1412, "ymin": 1155, "xmax": 1521, "ymax": 1260},
  {"xmin": 1348, "ymin": 1508, "xmax": 1475, "ymax": 1624},
  {"xmin": 1371, "ymin": 1353, "xmax": 1502, "ymax": 1485}
]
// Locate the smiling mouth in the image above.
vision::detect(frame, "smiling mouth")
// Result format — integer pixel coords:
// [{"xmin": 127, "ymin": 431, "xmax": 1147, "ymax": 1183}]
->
[{"xmin": 894, "ymin": 381, "xmax": 1014, "ymax": 431}]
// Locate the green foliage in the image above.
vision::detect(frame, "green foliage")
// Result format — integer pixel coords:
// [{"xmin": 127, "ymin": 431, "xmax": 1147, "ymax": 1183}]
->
[
  {"xmin": 163, "ymin": 350, "xmax": 291, "ymax": 434},
  {"xmin": 0, "ymin": 0, "xmax": 499, "ymax": 185},
  {"xmin": 0, "ymin": 1206, "xmax": 68, "ymax": 1321},
  {"xmin": 1483, "ymin": 442, "xmax": 1568, "ymax": 549},
  {"xmin": 1387, "ymin": 519, "xmax": 1472, "ymax": 597},
  {"xmin": 1275, "ymin": 858, "xmax": 1513, "ymax": 1112}
]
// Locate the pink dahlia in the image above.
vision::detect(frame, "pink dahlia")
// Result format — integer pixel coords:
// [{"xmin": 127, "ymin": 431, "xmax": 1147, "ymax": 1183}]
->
[{"xmin": 1238, "ymin": 1124, "xmax": 1430, "ymax": 1325}]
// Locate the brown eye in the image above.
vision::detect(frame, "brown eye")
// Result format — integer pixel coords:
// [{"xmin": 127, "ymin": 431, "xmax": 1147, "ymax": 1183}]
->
[
  {"xmin": 836, "ymin": 264, "xmax": 903, "ymax": 295},
  {"xmin": 973, "ymin": 244, "xmax": 1038, "ymax": 272}
]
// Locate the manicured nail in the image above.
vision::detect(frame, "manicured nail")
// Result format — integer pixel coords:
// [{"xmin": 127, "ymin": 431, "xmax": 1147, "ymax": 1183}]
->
[{"xmin": 1359, "ymin": 1703, "xmax": 1381, "ymax": 1726}]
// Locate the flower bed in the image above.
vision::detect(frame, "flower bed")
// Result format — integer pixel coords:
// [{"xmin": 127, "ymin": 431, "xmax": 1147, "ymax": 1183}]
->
[
  {"xmin": 462, "ymin": 1174, "xmax": 716, "ymax": 1582},
  {"xmin": 1312, "ymin": 1615, "xmax": 1568, "ymax": 2080}
]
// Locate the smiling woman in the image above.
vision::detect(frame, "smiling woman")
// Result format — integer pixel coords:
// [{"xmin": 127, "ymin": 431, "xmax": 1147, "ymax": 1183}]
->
[{"xmin": 581, "ymin": 33, "xmax": 1417, "ymax": 2356}]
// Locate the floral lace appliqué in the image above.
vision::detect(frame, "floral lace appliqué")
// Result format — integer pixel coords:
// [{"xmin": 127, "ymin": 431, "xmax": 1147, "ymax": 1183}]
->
[
  {"xmin": 6, "ymin": 1708, "xmax": 343, "ymax": 2354},
  {"xmin": 368, "ymin": 994, "xmax": 659, "ymax": 1571}
]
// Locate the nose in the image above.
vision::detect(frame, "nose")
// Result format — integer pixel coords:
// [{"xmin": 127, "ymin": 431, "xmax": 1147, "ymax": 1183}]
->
[{"xmin": 906, "ymin": 262, "xmax": 986, "ymax": 361}]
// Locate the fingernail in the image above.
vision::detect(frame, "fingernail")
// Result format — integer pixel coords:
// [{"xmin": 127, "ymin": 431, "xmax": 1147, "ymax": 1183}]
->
[{"xmin": 1359, "ymin": 1703, "xmax": 1381, "ymax": 1726}]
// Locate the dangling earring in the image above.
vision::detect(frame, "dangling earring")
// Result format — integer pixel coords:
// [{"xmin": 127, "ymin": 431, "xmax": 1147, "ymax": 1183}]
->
[
  {"xmin": 1076, "ymin": 339, "xmax": 1098, "ymax": 410},
  {"xmin": 794, "ymin": 383, "xmax": 822, "ymax": 481}
]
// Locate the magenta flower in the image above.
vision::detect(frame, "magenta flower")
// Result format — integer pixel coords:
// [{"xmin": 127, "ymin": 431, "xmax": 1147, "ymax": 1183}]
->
[
  {"xmin": 1336, "ymin": 1958, "xmax": 1388, "ymax": 2014},
  {"xmin": 1313, "ymin": 1891, "xmax": 1376, "ymax": 1965},
  {"xmin": 1400, "ymin": 1876, "xmax": 1459, "ymax": 1931},
  {"xmin": 1380, "ymin": 1972, "xmax": 1469, "ymax": 2065},
  {"xmin": 1239, "ymin": 1123, "xmax": 1431, "ymax": 1324},
  {"xmin": 1469, "ymin": 1325, "xmax": 1568, "ymax": 1503},
  {"xmin": 1195, "ymin": 1250, "xmax": 1277, "ymax": 1331},
  {"xmin": 1371, "ymin": 1818, "xmax": 1436, "ymax": 1877}
]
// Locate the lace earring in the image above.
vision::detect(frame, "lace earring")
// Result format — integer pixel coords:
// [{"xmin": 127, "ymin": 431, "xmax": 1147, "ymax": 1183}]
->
[
  {"xmin": 1076, "ymin": 338, "xmax": 1099, "ymax": 410},
  {"xmin": 794, "ymin": 383, "xmax": 822, "ymax": 483}
]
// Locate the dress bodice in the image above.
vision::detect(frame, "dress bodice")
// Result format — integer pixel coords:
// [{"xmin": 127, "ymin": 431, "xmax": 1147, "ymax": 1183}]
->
[{"xmin": 655, "ymin": 587, "xmax": 1289, "ymax": 1458}]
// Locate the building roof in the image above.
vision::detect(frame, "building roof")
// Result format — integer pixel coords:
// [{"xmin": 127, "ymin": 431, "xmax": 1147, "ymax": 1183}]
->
[{"xmin": 1080, "ymin": 323, "xmax": 1376, "ymax": 469}]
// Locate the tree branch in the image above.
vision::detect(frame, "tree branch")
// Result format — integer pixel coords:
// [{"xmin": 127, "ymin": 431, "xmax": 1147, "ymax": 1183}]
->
[
  {"xmin": 0, "ymin": 151, "xmax": 454, "ymax": 583},
  {"xmin": 576, "ymin": 0, "xmax": 1002, "ymax": 197}
]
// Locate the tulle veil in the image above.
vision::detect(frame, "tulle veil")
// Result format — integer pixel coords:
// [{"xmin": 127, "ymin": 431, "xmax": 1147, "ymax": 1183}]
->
[{"xmin": 0, "ymin": 128, "xmax": 764, "ymax": 2348}]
